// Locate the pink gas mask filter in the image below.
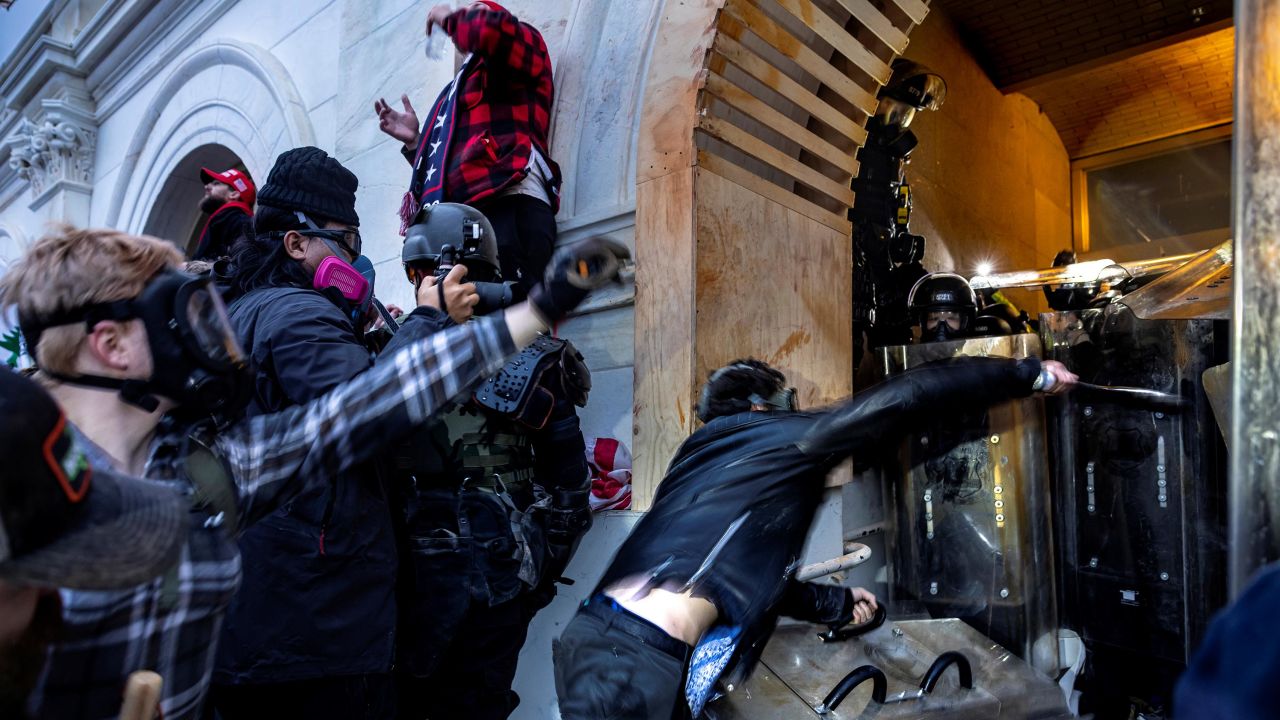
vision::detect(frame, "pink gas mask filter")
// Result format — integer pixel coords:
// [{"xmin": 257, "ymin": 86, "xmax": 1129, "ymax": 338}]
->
[{"xmin": 313, "ymin": 255, "xmax": 370, "ymax": 303}]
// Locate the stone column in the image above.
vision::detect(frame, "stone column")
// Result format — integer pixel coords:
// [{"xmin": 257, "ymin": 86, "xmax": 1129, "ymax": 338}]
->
[
  {"xmin": 1228, "ymin": 0, "xmax": 1280, "ymax": 598},
  {"xmin": 4, "ymin": 98, "xmax": 96, "ymax": 225}
]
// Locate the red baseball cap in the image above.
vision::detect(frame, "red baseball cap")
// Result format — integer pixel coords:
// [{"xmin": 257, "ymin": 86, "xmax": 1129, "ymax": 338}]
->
[{"xmin": 200, "ymin": 167, "xmax": 256, "ymax": 207}]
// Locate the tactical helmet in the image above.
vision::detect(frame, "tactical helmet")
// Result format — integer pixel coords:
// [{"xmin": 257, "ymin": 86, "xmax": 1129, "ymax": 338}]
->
[
  {"xmin": 908, "ymin": 272, "xmax": 977, "ymax": 343},
  {"xmin": 402, "ymin": 202, "xmax": 500, "ymax": 283},
  {"xmin": 881, "ymin": 59, "xmax": 947, "ymax": 111}
]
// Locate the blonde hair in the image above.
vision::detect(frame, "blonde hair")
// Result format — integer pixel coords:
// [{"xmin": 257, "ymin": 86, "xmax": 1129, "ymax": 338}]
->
[{"xmin": 0, "ymin": 225, "xmax": 184, "ymax": 374}]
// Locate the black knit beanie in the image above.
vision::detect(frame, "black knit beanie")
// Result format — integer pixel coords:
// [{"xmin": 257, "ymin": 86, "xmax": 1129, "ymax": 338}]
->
[{"xmin": 256, "ymin": 146, "xmax": 360, "ymax": 226}]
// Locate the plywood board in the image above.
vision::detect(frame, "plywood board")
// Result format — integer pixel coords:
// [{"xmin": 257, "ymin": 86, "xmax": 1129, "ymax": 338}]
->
[
  {"xmin": 710, "ymin": 35, "xmax": 868, "ymax": 146},
  {"xmin": 704, "ymin": 70, "xmax": 859, "ymax": 176},
  {"xmin": 693, "ymin": 168, "xmax": 854, "ymax": 409},
  {"xmin": 889, "ymin": 0, "xmax": 929, "ymax": 25},
  {"xmin": 721, "ymin": 0, "xmax": 879, "ymax": 111},
  {"xmin": 697, "ymin": 115, "xmax": 857, "ymax": 206},
  {"xmin": 637, "ymin": 0, "xmax": 726, "ymax": 184},
  {"xmin": 830, "ymin": 0, "xmax": 910, "ymax": 54},
  {"xmin": 633, "ymin": 168, "xmax": 699, "ymax": 510},
  {"xmin": 767, "ymin": 0, "xmax": 892, "ymax": 84},
  {"xmin": 698, "ymin": 150, "xmax": 853, "ymax": 233}
]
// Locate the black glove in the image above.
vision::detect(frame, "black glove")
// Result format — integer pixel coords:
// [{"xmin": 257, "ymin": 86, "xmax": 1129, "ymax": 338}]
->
[{"xmin": 528, "ymin": 236, "xmax": 631, "ymax": 323}]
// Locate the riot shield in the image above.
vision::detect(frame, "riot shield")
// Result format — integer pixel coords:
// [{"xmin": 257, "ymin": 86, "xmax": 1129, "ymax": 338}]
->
[
  {"xmin": 1040, "ymin": 306, "xmax": 1227, "ymax": 711},
  {"xmin": 877, "ymin": 334, "xmax": 1059, "ymax": 677}
]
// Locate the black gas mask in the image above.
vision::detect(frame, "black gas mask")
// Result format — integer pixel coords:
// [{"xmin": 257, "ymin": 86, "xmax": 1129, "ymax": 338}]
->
[
  {"xmin": 908, "ymin": 273, "xmax": 977, "ymax": 345},
  {"xmin": 20, "ymin": 270, "xmax": 250, "ymax": 416}
]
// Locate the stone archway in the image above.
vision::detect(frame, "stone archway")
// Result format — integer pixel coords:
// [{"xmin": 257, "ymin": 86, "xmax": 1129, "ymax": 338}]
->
[
  {"xmin": 142, "ymin": 144, "xmax": 246, "ymax": 255},
  {"xmin": 107, "ymin": 38, "xmax": 314, "ymax": 235},
  {"xmin": 0, "ymin": 224, "xmax": 30, "ymax": 272}
]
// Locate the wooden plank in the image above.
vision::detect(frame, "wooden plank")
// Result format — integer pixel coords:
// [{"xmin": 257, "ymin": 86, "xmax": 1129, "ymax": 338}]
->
[
  {"xmin": 699, "ymin": 150, "xmax": 853, "ymax": 234},
  {"xmin": 693, "ymin": 168, "xmax": 854, "ymax": 410},
  {"xmin": 718, "ymin": 2, "xmax": 878, "ymax": 116},
  {"xmin": 636, "ymin": 0, "xmax": 724, "ymax": 184},
  {"xmin": 697, "ymin": 114, "xmax": 856, "ymax": 206},
  {"xmin": 704, "ymin": 71, "xmax": 859, "ymax": 177},
  {"xmin": 766, "ymin": 0, "xmax": 892, "ymax": 85},
  {"xmin": 888, "ymin": 0, "xmax": 929, "ymax": 25},
  {"xmin": 830, "ymin": 0, "xmax": 910, "ymax": 53},
  {"xmin": 632, "ymin": 169, "xmax": 699, "ymax": 510},
  {"xmin": 710, "ymin": 34, "xmax": 868, "ymax": 147}
]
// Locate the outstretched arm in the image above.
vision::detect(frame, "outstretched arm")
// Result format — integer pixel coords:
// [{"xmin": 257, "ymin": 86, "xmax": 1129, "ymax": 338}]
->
[
  {"xmin": 217, "ymin": 237, "xmax": 628, "ymax": 529},
  {"xmin": 798, "ymin": 356, "xmax": 1045, "ymax": 458},
  {"xmin": 218, "ymin": 312, "xmax": 525, "ymax": 529}
]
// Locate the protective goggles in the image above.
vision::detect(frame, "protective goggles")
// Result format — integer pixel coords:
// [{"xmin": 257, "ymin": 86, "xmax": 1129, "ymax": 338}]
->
[{"xmin": 293, "ymin": 211, "xmax": 362, "ymax": 259}]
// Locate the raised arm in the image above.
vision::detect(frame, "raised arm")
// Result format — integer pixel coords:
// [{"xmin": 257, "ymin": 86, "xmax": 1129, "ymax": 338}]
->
[{"xmin": 442, "ymin": 5, "xmax": 551, "ymax": 79}]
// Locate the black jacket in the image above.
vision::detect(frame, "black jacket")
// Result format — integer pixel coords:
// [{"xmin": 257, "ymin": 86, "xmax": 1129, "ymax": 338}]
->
[
  {"xmin": 192, "ymin": 202, "xmax": 253, "ymax": 261},
  {"xmin": 596, "ymin": 356, "xmax": 1041, "ymax": 684},
  {"xmin": 213, "ymin": 286, "xmax": 436, "ymax": 683}
]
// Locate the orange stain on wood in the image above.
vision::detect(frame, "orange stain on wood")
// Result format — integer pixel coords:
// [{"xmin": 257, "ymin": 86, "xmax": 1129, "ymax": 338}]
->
[{"xmin": 770, "ymin": 329, "xmax": 812, "ymax": 364}]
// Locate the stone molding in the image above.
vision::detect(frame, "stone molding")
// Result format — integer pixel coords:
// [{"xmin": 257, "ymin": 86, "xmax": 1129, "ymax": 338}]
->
[
  {"xmin": 107, "ymin": 38, "xmax": 316, "ymax": 230},
  {"xmin": 4, "ymin": 105, "xmax": 96, "ymax": 201}
]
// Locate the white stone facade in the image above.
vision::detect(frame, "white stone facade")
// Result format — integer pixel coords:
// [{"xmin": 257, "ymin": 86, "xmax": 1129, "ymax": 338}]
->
[{"xmin": 0, "ymin": 0, "xmax": 660, "ymax": 714}]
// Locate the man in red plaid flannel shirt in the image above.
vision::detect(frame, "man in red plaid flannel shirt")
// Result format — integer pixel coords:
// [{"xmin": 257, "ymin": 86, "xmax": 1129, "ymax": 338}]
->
[{"xmin": 376, "ymin": 1, "xmax": 562, "ymax": 298}]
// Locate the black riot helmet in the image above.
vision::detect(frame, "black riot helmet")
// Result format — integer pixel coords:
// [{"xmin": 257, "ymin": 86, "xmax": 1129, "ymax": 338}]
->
[
  {"xmin": 20, "ymin": 270, "xmax": 250, "ymax": 416},
  {"xmin": 875, "ymin": 59, "xmax": 947, "ymax": 131},
  {"xmin": 908, "ymin": 272, "xmax": 978, "ymax": 343},
  {"xmin": 402, "ymin": 202, "xmax": 501, "ymax": 284}
]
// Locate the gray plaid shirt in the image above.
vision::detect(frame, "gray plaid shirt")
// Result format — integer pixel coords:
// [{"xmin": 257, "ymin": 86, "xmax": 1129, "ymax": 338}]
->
[{"xmin": 29, "ymin": 316, "xmax": 515, "ymax": 720}]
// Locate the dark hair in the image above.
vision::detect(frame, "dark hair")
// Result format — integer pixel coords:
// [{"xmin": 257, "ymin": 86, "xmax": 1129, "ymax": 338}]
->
[
  {"xmin": 231, "ymin": 205, "xmax": 333, "ymax": 294},
  {"xmin": 696, "ymin": 358, "xmax": 787, "ymax": 423}
]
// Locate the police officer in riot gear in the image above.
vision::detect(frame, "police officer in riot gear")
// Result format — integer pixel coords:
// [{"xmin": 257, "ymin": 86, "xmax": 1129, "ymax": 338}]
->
[
  {"xmin": 390, "ymin": 202, "xmax": 594, "ymax": 720},
  {"xmin": 851, "ymin": 59, "xmax": 947, "ymax": 355},
  {"xmin": 908, "ymin": 272, "xmax": 978, "ymax": 344}
]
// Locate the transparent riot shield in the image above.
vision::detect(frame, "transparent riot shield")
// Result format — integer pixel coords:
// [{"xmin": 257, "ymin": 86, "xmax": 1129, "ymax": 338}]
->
[
  {"xmin": 877, "ymin": 334, "xmax": 1059, "ymax": 676},
  {"xmin": 1040, "ymin": 306, "xmax": 1227, "ymax": 708}
]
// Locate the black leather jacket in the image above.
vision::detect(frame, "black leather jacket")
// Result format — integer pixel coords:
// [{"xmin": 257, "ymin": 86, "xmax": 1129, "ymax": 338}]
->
[{"xmin": 596, "ymin": 356, "xmax": 1042, "ymax": 683}]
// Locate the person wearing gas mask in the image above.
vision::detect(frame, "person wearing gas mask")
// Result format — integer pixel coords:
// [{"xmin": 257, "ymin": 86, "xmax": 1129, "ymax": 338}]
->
[
  {"xmin": 375, "ymin": 1, "xmax": 560, "ymax": 296},
  {"xmin": 553, "ymin": 356, "xmax": 1077, "ymax": 720},
  {"xmin": 208, "ymin": 147, "xmax": 480, "ymax": 717},
  {"xmin": 0, "ymin": 221, "xmax": 627, "ymax": 720},
  {"xmin": 908, "ymin": 272, "xmax": 979, "ymax": 344},
  {"xmin": 191, "ymin": 166, "xmax": 255, "ymax": 262},
  {"xmin": 389, "ymin": 202, "xmax": 593, "ymax": 720}
]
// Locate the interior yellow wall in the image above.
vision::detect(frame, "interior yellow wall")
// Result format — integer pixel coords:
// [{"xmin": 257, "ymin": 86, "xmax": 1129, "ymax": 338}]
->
[{"xmin": 897, "ymin": 11, "xmax": 1073, "ymax": 312}]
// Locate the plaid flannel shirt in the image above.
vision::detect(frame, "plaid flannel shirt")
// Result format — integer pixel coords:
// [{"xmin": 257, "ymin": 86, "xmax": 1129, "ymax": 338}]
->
[
  {"xmin": 405, "ymin": 5, "xmax": 562, "ymax": 212},
  {"xmin": 29, "ymin": 316, "xmax": 515, "ymax": 720}
]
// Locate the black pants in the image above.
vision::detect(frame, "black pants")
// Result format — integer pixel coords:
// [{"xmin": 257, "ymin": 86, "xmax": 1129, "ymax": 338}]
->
[
  {"xmin": 475, "ymin": 194, "xmax": 556, "ymax": 296},
  {"xmin": 553, "ymin": 598, "xmax": 690, "ymax": 720},
  {"xmin": 207, "ymin": 673, "xmax": 393, "ymax": 719},
  {"xmin": 395, "ymin": 595, "xmax": 531, "ymax": 720}
]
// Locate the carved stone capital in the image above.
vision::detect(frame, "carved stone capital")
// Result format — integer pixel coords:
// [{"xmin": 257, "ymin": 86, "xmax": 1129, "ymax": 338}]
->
[{"xmin": 5, "ymin": 109, "xmax": 96, "ymax": 198}]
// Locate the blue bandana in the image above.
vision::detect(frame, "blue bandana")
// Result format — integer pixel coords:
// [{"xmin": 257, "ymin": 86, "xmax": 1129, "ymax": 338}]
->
[{"xmin": 685, "ymin": 624, "xmax": 742, "ymax": 717}]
